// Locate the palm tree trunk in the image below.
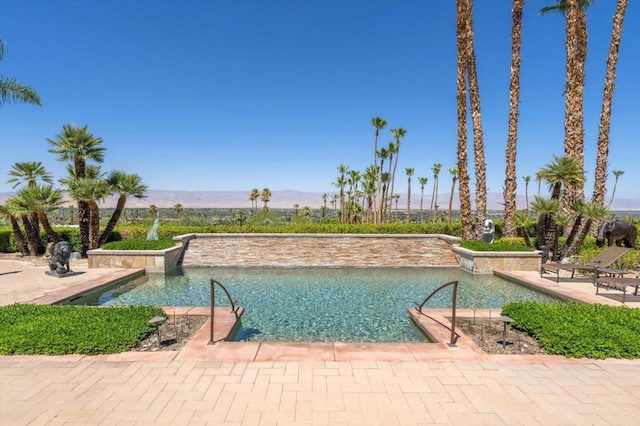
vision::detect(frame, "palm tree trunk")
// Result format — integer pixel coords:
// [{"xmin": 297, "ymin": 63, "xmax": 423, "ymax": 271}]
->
[
  {"xmin": 10, "ymin": 216, "xmax": 29, "ymax": 256},
  {"xmin": 89, "ymin": 202, "xmax": 101, "ymax": 250},
  {"xmin": 78, "ymin": 200, "xmax": 91, "ymax": 255},
  {"xmin": 592, "ymin": 0, "xmax": 628, "ymax": 206},
  {"xmin": 503, "ymin": 0, "xmax": 524, "ymax": 238},
  {"xmin": 98, "ymin": 196, "xmax": 127, "ymax": 246},
  {"xmin": 38, "ymin": 211, "xmax": 61, "ymax": 245},
  {"xmin": 456, "ymin": 0, "xmax": 473, "ymax": 240},
  {"xmin": 464, "ymin": 0, "xmax": 487, "ymax": 240},
  {"xmin": 21, "ymin": 214, "xmax": 40, "ymax": 256},
  {"xmin": 448, "ymin": 177, "xmax": 457, "ymax": 224}
]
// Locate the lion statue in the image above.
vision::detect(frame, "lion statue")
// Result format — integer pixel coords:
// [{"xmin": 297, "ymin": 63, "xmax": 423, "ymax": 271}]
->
[{"xmin": 48, "ymin": 241, "xmax": 73, "ymax": 274}]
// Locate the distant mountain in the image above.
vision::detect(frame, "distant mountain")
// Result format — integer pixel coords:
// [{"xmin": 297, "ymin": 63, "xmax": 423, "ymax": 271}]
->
[{"xmin": 1, "ymin": 189, "xmax": 639, "ymax": 211}]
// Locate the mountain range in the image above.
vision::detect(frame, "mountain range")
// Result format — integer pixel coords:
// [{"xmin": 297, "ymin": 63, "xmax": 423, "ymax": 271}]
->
[{"xmin": 2, "ymin": 189, "xmax": 638, "ymax": 211}]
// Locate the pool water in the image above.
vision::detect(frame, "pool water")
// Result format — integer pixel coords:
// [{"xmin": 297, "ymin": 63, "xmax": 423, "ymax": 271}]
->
[{"xmin": 72, "ymin": 267, "xmax": 558, "ymax": 343}]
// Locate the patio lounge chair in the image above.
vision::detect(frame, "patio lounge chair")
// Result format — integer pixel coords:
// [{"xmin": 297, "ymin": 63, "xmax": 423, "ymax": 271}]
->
[
  {"xmin": 540, "ymin": 246, "xmax": 631, "ymax": 283},
  {"xmin": 594, "ymin": 273, "xmax": 640, "ymax": 304}
]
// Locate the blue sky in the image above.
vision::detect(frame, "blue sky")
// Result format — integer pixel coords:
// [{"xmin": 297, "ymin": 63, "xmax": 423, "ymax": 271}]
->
[{"xmin": 1, "ymin": 1, "xmax": 638, "ymax": 204}]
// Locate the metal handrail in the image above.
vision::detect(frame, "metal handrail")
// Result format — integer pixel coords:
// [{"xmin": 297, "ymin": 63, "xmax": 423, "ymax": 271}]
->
[
  {"xmin": 209, "ymin": 278, "xmax": 240, "ymax": 345},
  {"xmin": 414, "ymin": 280, "xmax": 459, "ymax": 347}
]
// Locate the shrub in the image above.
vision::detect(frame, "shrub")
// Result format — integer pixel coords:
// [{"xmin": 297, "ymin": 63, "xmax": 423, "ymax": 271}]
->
[
  {"xmin": 501, "ymin": 301, "xmax": 640, "ymax": 359},
  {"xmin": 461, "ymin": 239, "xmax": 535, "ymax": 252},
  {"xmin": 100, "ymin": 238, "xmax": 175, "ymax": 250},
  {"xmin": 0, "ymin": 304, "xmax": 165, "ymax": 355}
]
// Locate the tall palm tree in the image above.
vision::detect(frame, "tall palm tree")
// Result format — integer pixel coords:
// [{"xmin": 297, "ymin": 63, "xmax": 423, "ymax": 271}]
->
[
  {"xmin": 249, "ymin": 188, "xmax": 260, "ymax": 211},
  {"xmin": 321, "ymin": 193, "xmax": 328, "ymax": 218},
  {"xmin": 522, "ymin": 176, "xmax": 532, "ymax": 211},
  {"xmin": 375, "ymin": 149, "xmax": 389, "ymax": 224},
  {"xmin": 464, "ymin": 0, "xmax": 488, "ymax": 238},
  {"xmin": 98, "ymin": 171, "xmax": 148, "ymax": 246},
  {"xmin": 503, "ymin": 0, "xmax": 525, "ymax": 239},
  {"xmin": 173, "ymin": 203, "xmax": 184, "ymax": 218},
  {"xmin": 260, "ymin": 188, "xmax": 271, "ymax": 212},
  {"xmin": 0, "ymin": 38, "xmax": 41, "ymax": 106},
  {"xmin": 336, "ymin": 164, "xmax": 348, "ymax": 223},
  {"xmin": 448, "ymin": 167, "xmax": 459, "ymax": 224},
  {"xmin": 593, "ymin": 0, "xmax": 629, "ymax": 206},
  {"xmin": 418, "ymin": 177, "xmax": 428, "ymax": 223},
  {"xmin": 47, "ymin": 124, "xmax": 105, "ymax": 254},
  {"xmin": 389, "ymin": 128, "xmax": 406, "ymax": 221},
  {"xmin": 541, "ymin": 0, "xmax": 595, "ymax": 212},
  {"xmin": 430, "ymin": 163, "xmax": 442, "ymax": 222},
  {"xmin": 371, "ymin": 117, "xmax": 388, "ymax": 167},
  {"xmin": 538, "ymin": 155, "xmax": 585, "ymax": 202},
  {"xmin": 384, "ymin": 141, "xmax": 398, "ymax": 222},
  {"xmin": 405, "ymin": 168, "xmax": 414, "ymax": 223},
  {"xmin": 455, "ymin": 0, "xmax": 473, "ymax": 240},
  {"xmin": 607, "ymin": 170, "xmax": 624, "ymax": 208}
]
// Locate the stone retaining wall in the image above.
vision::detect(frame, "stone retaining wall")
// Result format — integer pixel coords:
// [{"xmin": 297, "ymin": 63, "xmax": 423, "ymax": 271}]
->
[{"xmin": 177, "ymin": 233, "xmax": 461, "ymax": 268}]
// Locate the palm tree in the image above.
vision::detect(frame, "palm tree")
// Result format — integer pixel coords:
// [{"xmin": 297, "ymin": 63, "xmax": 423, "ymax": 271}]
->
[
  {"xmin": 0, "ymin": 205, "xmax": 28, "ymax": 255},
  {"xmin": 522, "ymin": 176, "xmax": 532, "ymax": 211},
  {"xmin": 537, "ymin": 155, "xmax": 585, "ymax": 203},
  {"xmin": 563, "ymin": 200, "xmax": 609, "ymax": 257},
  {"xmin": 173, "ymin": 203, "xmax": 184, "ymax": 218},
  {"xmin": 418, "ymin": 177, "xmax": 428, "ymax": 223},
  {"xmin": 541, "ymin": 1, "xmax": 595, "ymax": 211},
  {"xmin": 6, "ymin": 191, "xmax": 44, "ymax": 256},
  {"xmin": 0, "ymin": 38, "xmax": 41, "ymax": 106},
  {"xmin": 292, "ymin": 204, "xmax": 299, "ymax": 216},
  {"xmin": 375, "ymin": 149, "xmax": 389, "ymax": 224},
  {"xmin": 530, "ymin": 196, "xmax": 560, "ymax": 256},
  {"xmin": 430, "ymin": 163, "xmax": 442, "ymax": 222},
  {"xmin": 148, "ymin": 204, "xmax": 159, "ymax": 216},
  {"xmin": 503, "ymin": 0, "xmax": 525, "ymax": 239},
  {"xmin": 6, "ymin": 162, "xmax": 53, "ymax": 189},
  {"xmin": 249, "ymin": 188, "xmax": 260, "ymax": 211},
  {"xmin": 388, "ymin": 128, "xmax": 406, "ymax": 221},
  {"xmin": 592, "ymin": 0, "xmax": 629, "ymax": 206},
  {"xmin": 464, "ymin": 0, "xmax": 488, "ymax": 238},
  {"xmin": 514, "ymin": 209, "xmax": 534, "ymax": 247},
  {"xmin": 321, "ymin": 193, "xmax": 328, "ymax": 218},
  {"xmin": 98, "ymin": 171, "xmax": 148, "ymax": 246},
  {"xmin": 260, "ymin": 188, "xmax": 271, "ymax": 212},
  {"xmin": 47, "ymin": 124, "xmax": 105, "ymax": 254},
  {"xmin": 448, "ymin": 167, "xmax": 459, "ymax": 224},
  {"xmin": 405, "ymin": 168, "xmax": 414, "ymax": 223},
  {"xmin": 67, "ymin": 176, "xmax": 111, "ymax": 250},
  {"xmin": 17, "ymin": 184, "xmax": 64, "ymax": 245},
  {"xmin": 336, "ymin": 164, "xmax": 348, "ymax": 223},
  {"xmin": 371, "ymin": 117, "xmax": 388, "ymax": 167},
  {"xmin": 456, "ymin": 0, "xmax": 473, "ymax": 240},
  {"xmin": 607, "ymin": 170, "xmax": 624, "ymax": 208}
]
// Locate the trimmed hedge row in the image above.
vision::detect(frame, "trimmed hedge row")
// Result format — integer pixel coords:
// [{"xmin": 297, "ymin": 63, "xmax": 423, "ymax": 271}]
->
[
  {"xmin": 0, "ymin": 304, "xmax": 165, "ymax": 355},
  {"xmin": 502, "ymin": 301, "xmax": 640, "ymax": 359}
]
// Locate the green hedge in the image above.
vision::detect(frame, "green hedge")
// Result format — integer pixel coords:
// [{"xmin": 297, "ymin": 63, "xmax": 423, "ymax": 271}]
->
[
  {"xmin": 0, "ymin": 304, "xmax": 165, "ymax": 355},
  {"xmin": 461, "ymin": 238, "xmax": 534, "ymax": 252},
  {"xmin": 101, "ymin": 238, "xmax": 175, "ymax": 250},
  {"xmin": 501, "ymin": 301, "xmax": 640, "ymax": 359}
]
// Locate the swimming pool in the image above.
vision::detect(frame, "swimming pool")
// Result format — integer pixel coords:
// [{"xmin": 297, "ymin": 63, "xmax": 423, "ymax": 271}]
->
[{"xmin": 71, "ymin": 267, "xmax": 559, "ymax": 343}]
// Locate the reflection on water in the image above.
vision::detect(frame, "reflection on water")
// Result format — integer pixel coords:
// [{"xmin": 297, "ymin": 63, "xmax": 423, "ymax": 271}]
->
[{"xmin": 69, "ymin": 267, "xmax": 559, "ymax": 343}]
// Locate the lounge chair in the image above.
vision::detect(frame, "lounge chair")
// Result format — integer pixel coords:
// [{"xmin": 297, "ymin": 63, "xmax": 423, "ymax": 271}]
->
[
  {"xmin": 540, "ymin": 246, "xmax": 631, "ymax": 283},
  {"xmin": 594, "ymin": 273, "xmax": 640, "ymax": 304}
]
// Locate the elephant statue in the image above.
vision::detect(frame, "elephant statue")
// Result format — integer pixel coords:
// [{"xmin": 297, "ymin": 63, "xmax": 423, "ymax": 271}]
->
[{"xmin": 596, "ymin": 220, "xmax": 637, "ymax": 248}]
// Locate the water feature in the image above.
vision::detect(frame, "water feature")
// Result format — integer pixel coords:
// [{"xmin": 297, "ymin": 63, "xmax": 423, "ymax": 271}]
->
[{"xmin": 70, "ymin": 266, "xmax": 559, "ymax": 343}]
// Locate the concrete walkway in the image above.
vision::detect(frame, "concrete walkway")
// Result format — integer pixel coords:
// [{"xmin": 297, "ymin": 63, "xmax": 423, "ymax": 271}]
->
[{"xmin": 1, "ymin": 260, "xmax": 640, "ymax": 425}]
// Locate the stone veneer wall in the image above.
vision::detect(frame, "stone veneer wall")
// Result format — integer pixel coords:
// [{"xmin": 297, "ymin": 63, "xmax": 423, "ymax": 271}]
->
[
  {"xmin": 177, "ymin": 233, "xmax": 461, "ymax": 267},
  {"xmin": 452, "ymin": 246, "xmax": 542, "ymax": 274},
  {"xmin": 88, "ymin": 245, "xmax": 184, "ymax": 273}
]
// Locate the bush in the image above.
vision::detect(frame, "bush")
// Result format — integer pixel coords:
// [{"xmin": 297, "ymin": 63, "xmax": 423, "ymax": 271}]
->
[
  {"xmin": 461, "ymin": 238, "xmax": 535, "ymax": 252},
  {"xmin": 0, "ymin": 304, "xmax": 165, "ymax": 355},
  {"xmin": 100, "ymin": 238, "xmax": 175, "ymax": 250},
  {"xmin": 501, "ymin": 301, "xmax": 640, "ymax": 359}
]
